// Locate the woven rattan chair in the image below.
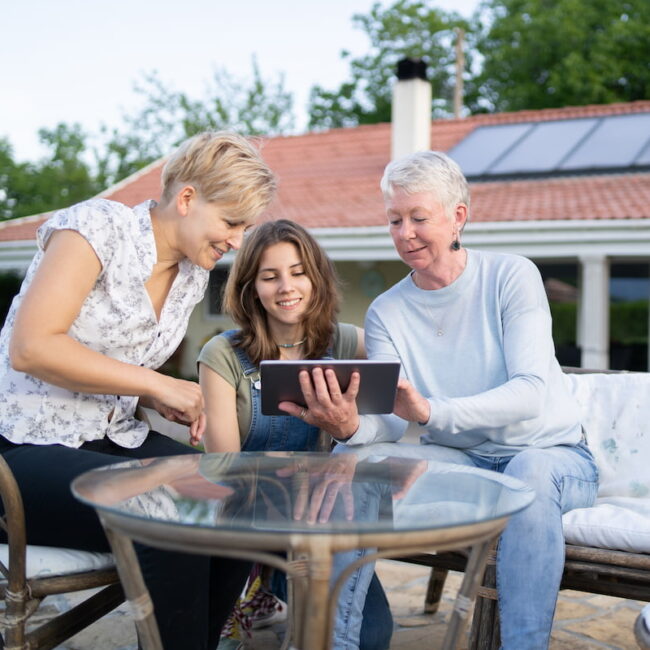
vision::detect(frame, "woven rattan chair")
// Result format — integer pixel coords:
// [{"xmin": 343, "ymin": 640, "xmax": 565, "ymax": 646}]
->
[
  {"xmin": 406, "ymin": 541, "xmax": 650, "ymax": 649},
  {"xmin": 399, "ymin": 367, "xmax": 650, "ymax": 649},
  {"xmin": 0, "ymin": 455, "xmax": 124, "ymax": 649}
]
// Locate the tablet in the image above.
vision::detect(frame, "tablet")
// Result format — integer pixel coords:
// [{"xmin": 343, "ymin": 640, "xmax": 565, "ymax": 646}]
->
[{"xmin": 259, "ymin": 359, "xmax": 401, "ymax": 416}]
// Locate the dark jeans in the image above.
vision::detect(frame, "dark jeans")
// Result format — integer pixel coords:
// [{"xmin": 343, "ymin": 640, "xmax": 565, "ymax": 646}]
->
[
  {"xmin": 0, "ymin": 432, "xmax": 250, "ymax": 650},
  {"xmin": 360, "ymin": 572, "xmax": 393, "ymax": 650}
]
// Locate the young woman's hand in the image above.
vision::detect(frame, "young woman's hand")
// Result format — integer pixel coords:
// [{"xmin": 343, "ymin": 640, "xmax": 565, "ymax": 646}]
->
[{"xmin": 279, "ymin": 367, "xmax": 360, "ymax": 440}]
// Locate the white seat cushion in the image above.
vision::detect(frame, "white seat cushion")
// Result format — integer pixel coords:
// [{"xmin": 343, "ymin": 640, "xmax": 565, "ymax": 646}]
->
[
  {"xmin": 562, "ymin": 372, "xmax": 650, "ymax": 552},
  {"xmin": 0, "ymin": 544, "xmax": 114, "ymax": 579},
  {"xmin": 563, "ymin": 498, "xmax": 650, "ymax": 553}
]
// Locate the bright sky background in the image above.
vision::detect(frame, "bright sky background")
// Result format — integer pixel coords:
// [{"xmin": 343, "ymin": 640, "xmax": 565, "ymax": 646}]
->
[{"xmin": 1, "ymin": 0, "xmax": 478, "ymax": 161}]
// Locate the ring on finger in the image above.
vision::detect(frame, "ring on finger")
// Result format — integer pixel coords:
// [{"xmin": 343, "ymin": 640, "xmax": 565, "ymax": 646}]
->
[{"xmin": 299, "ymin": 407, "xmax": 307, "ymax": 419}]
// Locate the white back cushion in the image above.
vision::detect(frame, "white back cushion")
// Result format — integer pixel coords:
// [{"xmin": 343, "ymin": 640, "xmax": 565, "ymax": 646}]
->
[
  {"xmin": 562, "ymin": 372, "xmax": 650, "ymax": 552},
  {"xmin": 563, "ymin": 372, "xmax": 650, "ymax": 499}
]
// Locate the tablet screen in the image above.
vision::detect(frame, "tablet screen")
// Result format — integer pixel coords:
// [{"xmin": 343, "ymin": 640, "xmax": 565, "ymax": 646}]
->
[{"xmin": 259, "ymin": 359, "xmax": 400, "ymax": 416}]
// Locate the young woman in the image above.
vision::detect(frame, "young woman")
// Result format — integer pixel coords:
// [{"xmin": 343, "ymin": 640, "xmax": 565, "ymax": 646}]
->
[
  {"xmin": 198, "ymin": 219, "xmax": 363, "ymax": 453},
  {"xmin": 198, "ymin": 219, "xmax": 392, "ymax": 650},
  {"xmin": 0, "ymin": 131, "xmax": 277, "ymax": 649}
]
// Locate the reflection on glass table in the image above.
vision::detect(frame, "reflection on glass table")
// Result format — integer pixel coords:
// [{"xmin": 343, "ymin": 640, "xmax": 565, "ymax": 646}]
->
[{"xmin": 72, "ymin": 451, "xmax": 534, "ymax": 650}]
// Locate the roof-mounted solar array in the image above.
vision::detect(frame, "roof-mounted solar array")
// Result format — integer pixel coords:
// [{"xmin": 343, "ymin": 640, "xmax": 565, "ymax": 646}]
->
[{"xmin": 448, "ymin": 113, "xmax": 650, "ymax": 179}]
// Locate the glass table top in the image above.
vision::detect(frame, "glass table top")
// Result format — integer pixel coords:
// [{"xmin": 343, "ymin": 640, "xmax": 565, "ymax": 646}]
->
[{"xmin": 72, "ymin": 451, "xmax": 535, "ymax": 536}]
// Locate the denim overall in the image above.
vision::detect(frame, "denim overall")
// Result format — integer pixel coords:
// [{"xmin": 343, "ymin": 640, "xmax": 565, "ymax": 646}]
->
[
  {"xmin": 223, "ymin": 329, "xmax": 328, "ymax": 453},
  {"xmin": 222, "ymin": 331, "xmax": 393, "ymax": 649}
]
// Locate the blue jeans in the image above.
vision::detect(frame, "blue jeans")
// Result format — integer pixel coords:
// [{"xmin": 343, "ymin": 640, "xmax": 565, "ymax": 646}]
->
[
  {"xmin": 337, "ymin": 441, "xmax": 598, "ymax": 650},
  {"xmin": 270, "ymin": 556, "xmax": 391, "ymax": 650},
  {"xmin": 327, "ymin": 469, "xmax": 393, "ymax": 650}
]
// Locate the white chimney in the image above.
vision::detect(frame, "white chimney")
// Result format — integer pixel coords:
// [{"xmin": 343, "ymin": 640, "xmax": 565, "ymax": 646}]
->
[{"xmin": 391, "ymin": 58, "xmax": 432, "ymax": 161}]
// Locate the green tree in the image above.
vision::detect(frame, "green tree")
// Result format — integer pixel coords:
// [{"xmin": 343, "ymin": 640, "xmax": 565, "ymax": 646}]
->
[
  {"xmin": 469, "ymin": 0, "xmax": 650, "ymax": 112},
  {"xmin": 1, "ymin": 60, "xmax": 295, "ymax": 219},
  {"xmin": 308, "ymin": 0, "xmax": 471, "ymax": 129},
  {"xmin": 0, "ymin": 138, "xmax": 19, "ymax": 219},
  {"xmin": 96, "ymin": 58, "xmax": 295, "ymax": 188},
  {"xmin": 0, "ymin": 124, "xmax": 99, "ymax": 220}
]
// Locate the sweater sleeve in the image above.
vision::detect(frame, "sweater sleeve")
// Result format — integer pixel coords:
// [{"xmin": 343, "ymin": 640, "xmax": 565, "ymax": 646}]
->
[
  {"xmin": 341, "ymin": 305, "xmax": 408, "ymax": 446},
  {"xmin": 421, "ymin": 257, "xmax": 554, "ymax": 435}
]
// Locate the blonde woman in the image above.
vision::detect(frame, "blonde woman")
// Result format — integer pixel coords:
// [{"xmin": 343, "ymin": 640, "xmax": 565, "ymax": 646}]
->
[{"xmin": 0, "ymin": 132, "xmax": 276, "ymax": 649}]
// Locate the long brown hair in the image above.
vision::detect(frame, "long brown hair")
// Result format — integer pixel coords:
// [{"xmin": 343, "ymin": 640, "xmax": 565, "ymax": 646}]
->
[{"xmin": 223, "ymin": 219, "xmax": 340, "ymax": 365}]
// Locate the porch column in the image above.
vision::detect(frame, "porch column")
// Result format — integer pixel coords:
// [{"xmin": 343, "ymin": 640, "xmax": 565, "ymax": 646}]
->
[{"xmin": 578, "ymin": 255, "xmax": 610, "ymax": 369}]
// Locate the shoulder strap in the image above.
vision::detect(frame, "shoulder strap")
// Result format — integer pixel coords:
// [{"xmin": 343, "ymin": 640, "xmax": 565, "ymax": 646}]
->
[{"xmin": 221, "ymin": 330, "xmax": 258, "ymax": 377}]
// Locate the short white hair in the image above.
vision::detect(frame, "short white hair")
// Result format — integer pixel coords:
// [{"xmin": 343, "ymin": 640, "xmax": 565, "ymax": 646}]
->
[{"xmin": 380, "ymin": 151, "xmax": 470, "ymax": 221}]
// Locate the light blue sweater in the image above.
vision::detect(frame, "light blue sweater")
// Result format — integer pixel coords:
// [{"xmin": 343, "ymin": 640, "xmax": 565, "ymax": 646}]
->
[{"xmin": 348, "ymin": 249, "xmax": 583, "ymax": 456}]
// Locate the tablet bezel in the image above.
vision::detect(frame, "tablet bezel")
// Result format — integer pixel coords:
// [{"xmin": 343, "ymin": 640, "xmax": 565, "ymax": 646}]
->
[{"xmin": 259, "ymin": 359, "xmax": 400, "ymax": 416}]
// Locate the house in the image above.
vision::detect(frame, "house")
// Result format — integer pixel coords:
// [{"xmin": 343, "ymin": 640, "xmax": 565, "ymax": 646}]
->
[{"xmin": 1, "ymin": 72, "xmax": 649, "ymax": 377}]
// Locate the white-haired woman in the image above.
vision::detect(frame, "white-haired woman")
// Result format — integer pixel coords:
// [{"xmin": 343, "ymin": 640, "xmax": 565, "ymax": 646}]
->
[
  {"xmin": 0, "ymin": 132, "xmax": 277, "ymax": 649},
  {"xmin": 282, "ymin": 151, "xmax": 598, "ymax": 650}
]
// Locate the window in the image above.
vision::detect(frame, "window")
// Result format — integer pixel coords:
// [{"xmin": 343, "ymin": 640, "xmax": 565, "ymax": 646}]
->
[
  {"xmin": 206, "ymin": 267, "xmax": 229, "ymax": 316},
  {"xmin": 536, "ymin": 262, "xmax": 580, "ymax": 367},
  {"xmin": 609, "ymin": 263, "xmax": 648, "ymax": 371}
]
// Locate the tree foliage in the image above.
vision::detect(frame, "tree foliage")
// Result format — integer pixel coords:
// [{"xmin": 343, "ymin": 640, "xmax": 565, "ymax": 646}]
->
[
  {"xmin": 96, "ymin": 58, "xmax": 294, "ymax": 189},
  {"xmin": 0, "ymin": 124, "xmax": 100, "ymax": 220},
  {"xmin": 308, "ymin": 0, "xmax": 471, "ymax": 129},
  {"xmin": 467, "ymin": 0, "xmax": 650, "ymax": 112},
  {"xmin": 308, "ymin": 0, "xmax": 650, "ymax": 125},
  {"xmin": 0, "ymin": 59, "xmax": 295, "ymax": 220}
]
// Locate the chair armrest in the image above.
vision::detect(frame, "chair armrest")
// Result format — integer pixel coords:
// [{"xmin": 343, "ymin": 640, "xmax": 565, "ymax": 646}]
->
[{"xmin": 0, "ymin": 454, "xmax": 28, "ymax": 594}]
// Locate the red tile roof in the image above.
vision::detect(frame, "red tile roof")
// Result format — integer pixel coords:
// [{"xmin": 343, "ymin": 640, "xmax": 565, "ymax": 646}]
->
[
  {"xmin": 0, "ymin": 213, "xmax": 54, "ymax": 242},
  {"xmin": 470, "ymin": 173, "xmax": 650, "ymax": 222},
  {"xmin": 2, "ymin": 100, "xmax": 649, "ymax": 242}
]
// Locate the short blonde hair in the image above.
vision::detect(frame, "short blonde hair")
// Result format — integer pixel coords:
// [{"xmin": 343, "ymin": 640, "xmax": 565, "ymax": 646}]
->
[{"xmin": 161, "ymin": 131, "xmax": 277, "ymax": 221}]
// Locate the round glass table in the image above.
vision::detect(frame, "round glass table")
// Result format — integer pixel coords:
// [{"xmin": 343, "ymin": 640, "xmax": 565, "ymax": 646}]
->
[{"xmin": 72, "ymin": 451, "xmax": 534, "ymax": 650}]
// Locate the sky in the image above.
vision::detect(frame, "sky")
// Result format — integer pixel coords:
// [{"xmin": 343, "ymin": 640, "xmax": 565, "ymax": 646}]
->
[{"xmin": 1, "ymin": 0, "xmax": 478, "ymax": 161}]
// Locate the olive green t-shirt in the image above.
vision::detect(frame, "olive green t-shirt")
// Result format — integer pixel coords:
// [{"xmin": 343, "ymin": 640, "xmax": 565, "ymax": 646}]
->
[{"xmin": 197, "ymin": 323, "xmax": 359, "ymax": 444}]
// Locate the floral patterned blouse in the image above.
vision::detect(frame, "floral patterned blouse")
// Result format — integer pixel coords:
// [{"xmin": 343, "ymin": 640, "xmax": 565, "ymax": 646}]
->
[{"xmin": 0, "ymin": 199, "xmax": 208, "ymax": 448}]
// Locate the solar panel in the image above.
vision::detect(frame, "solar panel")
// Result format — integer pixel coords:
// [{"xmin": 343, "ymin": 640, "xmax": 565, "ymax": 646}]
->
[
  {"xmin": 631, "ymin": 130, "xmax": 650, "ymax": 166},
  {"xmin": 447, "ymin": 123, "xmax": 532, "ymax": 176},
  {"xmin": 560, "ymin": 113, "xmax": 650, "ymax": 170},
  {"xmin": 491, "ymin": 118, "xmax": 598, "ymax": 174},
  {"xmin": 448, "ymin": 112, "xmax": 650, "ymax": 177}
]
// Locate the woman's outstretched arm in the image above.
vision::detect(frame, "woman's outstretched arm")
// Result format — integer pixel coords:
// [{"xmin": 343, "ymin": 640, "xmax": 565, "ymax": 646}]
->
[{"xmin": 9, "ymin": 229, "xmax": 204, "ymax": 428}]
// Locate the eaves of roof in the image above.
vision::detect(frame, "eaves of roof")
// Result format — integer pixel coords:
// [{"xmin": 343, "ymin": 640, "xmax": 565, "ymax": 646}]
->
[
  {"xmin": 4, "ymin": 216, "xmax": 649, "ymax": 273},
  {"xmin": 308, "ymin": 218, "xmax": 650, "ymax": 263}
]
